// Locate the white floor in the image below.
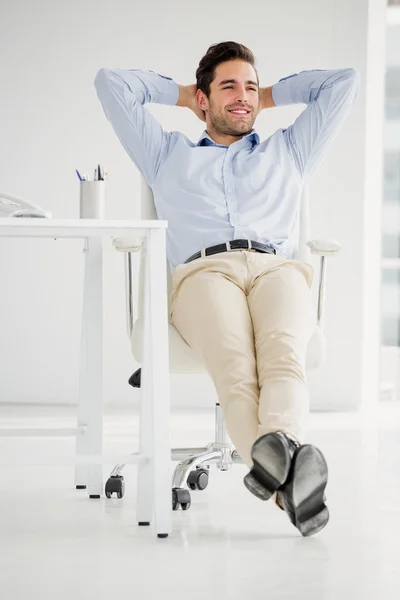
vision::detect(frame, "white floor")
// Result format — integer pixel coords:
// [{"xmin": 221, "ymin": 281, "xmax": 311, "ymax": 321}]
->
[{"xmin": 1, "ymin": 403, "xmax": 400, "ymax": 599}]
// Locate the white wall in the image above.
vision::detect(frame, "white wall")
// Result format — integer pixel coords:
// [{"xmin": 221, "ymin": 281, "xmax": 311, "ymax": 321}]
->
[
  {"xmin": 380, "ymin": 18, "xmax": 400, "ymax": 403},
  {"xmin": 0, "ymin": 0, "xmax": 386, "ymax": 410}
]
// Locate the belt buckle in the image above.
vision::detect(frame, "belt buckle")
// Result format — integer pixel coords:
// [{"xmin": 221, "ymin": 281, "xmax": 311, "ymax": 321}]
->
[{"xmin": 247, "ymin": 240, "xmax": 256, "ymax": 253}]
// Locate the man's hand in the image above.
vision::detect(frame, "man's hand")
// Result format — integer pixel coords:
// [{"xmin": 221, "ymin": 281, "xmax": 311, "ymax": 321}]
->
[
  {"xmin": 258, "ymin": 86, "xmax": 276, "ymax": 113},
  {"xmin": 177, "ymin": 84, "xmax": 206, "ymax": 122}
]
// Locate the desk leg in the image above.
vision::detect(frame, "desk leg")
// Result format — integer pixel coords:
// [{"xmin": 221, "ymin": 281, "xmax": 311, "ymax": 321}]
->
[
  {"xmin": 148, "ymin": 229, "xmax": 172, "ymax": 538},
  {"xmin": 76, "ymin": 236, "xmax": 103, "ymax": 498},
  {"xmin": 136, "ymin": 247, "xmax": 154, "ymax": 526},
  {"xmin": 75, "ymin": 256, "xmax": 89, "ymax": 489}
]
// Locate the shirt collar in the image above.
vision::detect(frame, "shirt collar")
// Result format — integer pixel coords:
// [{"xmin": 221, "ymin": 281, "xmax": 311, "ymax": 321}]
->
[{"xmin": 196, "ymin": 129, "xmax": 260, "ymax": 148}]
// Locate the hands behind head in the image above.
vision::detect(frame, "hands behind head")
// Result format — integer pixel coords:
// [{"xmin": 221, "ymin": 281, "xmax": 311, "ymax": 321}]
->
[{"xmin": 186, "ymin": 84, "xmax": 206, "ymax": 122}]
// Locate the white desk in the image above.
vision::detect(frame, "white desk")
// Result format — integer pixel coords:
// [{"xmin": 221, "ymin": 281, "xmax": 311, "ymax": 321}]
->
[{"xmin": 0, "ymin": 218, "xmax": 172, "ymax": 538}]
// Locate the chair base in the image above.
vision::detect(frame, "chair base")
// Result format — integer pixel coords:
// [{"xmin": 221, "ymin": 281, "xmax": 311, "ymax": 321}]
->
[
  {"xmin": 108, "ymin": 443, "xmax": 244, "ymax": 486},
  {"xmin": 171, "ymin": 443, "xmax": 243, "ymax": 488},
  {"xmin": 107, "ymin": 403, "xmax": 244, "ymax": 494}
]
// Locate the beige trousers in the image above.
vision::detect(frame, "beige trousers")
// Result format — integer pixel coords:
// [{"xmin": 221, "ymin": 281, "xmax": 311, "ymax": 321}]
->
[{"xmin": 170, "ymin": 250, "xmax": 315, "ymax": 468}]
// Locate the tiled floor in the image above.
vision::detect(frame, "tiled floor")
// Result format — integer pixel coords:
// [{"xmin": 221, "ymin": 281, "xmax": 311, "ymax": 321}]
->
[{"xmin": 0, "ymin": 403, "xmax": 399, "ymax": 599}]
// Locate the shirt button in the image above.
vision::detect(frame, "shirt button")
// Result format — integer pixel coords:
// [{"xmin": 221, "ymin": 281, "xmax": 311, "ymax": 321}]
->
[{"xmin": 227, "ymin": 188, "xmax": 232, "ymax": 193}]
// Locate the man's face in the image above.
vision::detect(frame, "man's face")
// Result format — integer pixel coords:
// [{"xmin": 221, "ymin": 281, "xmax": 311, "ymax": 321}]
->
[{"xmin": 199, "ymin": 59, "xmax": 260, "ymax": 138}]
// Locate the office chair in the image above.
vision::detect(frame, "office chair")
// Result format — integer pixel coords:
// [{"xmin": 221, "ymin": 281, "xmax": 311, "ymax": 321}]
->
[{"xmin": 106, "ymin": 175, "xmax": 341, "ymax": 510}]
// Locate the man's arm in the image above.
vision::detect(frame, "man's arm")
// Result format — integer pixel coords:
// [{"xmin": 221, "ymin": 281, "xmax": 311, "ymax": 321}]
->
[
  {"xmin": 259, "ymin": 86, "xmax": 276, "ymax": 110},
  {"xmin": 266, "ymin": 69, "xmax": 360, "ymax": 180},
  {"xmin": 94, "ymin": 68, "xmax": 179, "ymax": 185}
]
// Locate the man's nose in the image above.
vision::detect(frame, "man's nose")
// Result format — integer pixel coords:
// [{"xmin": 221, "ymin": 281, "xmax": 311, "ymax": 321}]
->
[{"xmin": 235, "ymin": 89, "xmax": 249, "ymax": 102}]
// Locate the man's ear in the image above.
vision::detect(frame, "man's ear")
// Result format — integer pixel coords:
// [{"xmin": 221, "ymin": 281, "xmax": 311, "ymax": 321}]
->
[{"xmin": 196, "ymin": 88, "xmax": 208, "ymax": 111}]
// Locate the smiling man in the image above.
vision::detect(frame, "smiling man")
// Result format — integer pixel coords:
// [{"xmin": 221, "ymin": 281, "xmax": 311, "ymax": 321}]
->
[
  {"xmin": 95, "ymin": 41, "xmax": 359, "ymax": 537},
  {"xmin": 194, "ymin": 58, "xmax": 261, "ymax": 144}
]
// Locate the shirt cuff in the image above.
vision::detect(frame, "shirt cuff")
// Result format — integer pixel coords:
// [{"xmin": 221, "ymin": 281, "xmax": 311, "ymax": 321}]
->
[
  {"xmin": 271, "ymin": 73, "xmax": 298, "ymax": 107},
  {"xmin": 146, "ymin": 70, "xmax": 179, "ymax": 106}
]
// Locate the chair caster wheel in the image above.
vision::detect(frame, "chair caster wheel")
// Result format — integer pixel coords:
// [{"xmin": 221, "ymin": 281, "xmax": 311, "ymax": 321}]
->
[
  {"xmin": 172, "ymin": 488, "xmax": 191, "ymax": 511},
  {"xmin": 187, "ymin": 469, "xmax": 209, "ymax": 491},
  {"xmin": 105, "ymin": 475, "xmax": 125, "ymax": 499}
]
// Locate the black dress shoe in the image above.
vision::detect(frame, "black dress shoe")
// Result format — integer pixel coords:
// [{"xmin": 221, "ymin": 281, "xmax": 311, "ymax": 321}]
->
[
  {"xmin": 276, "ymin": 444, "xmax": 329, "ymax": 537},
  {"xmin": 244, "ymin": 432, "xmax": 299, "ymax": 501}
]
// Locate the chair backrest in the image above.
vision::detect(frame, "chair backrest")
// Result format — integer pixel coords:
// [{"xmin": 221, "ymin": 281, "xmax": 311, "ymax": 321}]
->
[
  {"xmin": 140, "ymin": 175, "xmax": 311, "ymax": 302},
  {"xmin": 140, "ymin": 177, "xmax": 174, "ymax": 301},
  {"xmin": 297, "ymin": 185, "xmax": 311, "ymax": 263}
]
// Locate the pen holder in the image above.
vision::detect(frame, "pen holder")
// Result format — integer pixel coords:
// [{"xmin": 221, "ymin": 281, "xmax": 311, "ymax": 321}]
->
[{"xmin": 79, "ymin": 180, "xmax": 106, "ymax": 218}]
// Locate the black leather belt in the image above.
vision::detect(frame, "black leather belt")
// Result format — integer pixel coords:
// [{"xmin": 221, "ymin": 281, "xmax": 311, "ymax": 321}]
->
[{"xmin": 184, "ymin": 239, "xmax": 276, "ymax": 264}]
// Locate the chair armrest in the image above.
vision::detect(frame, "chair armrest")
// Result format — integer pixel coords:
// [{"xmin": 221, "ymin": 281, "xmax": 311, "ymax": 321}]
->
[
  {"xmin": 112, "ymin": 236, "xmax": 143, "ymax": 252},
  {"xmin": 112, "ymin": 238, "xmax": 144, "ymax": 339},
  {"xmin": 306, "ymin": 239, "xmax": 342, "ymax": 329},
  {"xmin": 307, "ymin": 239, "xmax": 342, "ymax": 257}
]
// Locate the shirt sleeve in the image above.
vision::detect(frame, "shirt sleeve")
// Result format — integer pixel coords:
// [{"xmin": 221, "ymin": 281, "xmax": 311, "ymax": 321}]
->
[
  {"xmin": 94, "ymin": 68, "xmax": 179, "ymax": 185},
  {"xmin": 272, "ymin": 68, "xmax": 360, "ymax": 180}
]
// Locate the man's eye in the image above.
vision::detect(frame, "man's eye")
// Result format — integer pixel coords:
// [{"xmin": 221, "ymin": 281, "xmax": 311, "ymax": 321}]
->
[{"xmin": 223, "ymin": 86, "xmax": 258, "ymax": 91}]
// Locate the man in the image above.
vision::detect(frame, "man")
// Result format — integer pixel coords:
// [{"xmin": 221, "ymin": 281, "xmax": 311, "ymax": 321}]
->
[{"xmin": 95, "ymin": 41, "xmax": 359, "ymax": 537}]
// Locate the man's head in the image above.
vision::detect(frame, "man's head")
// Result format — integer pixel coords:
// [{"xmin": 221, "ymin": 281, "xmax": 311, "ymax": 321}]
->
[{"xmin": 196, "ymin": 41, "xmax": 259, "ymax": 144}]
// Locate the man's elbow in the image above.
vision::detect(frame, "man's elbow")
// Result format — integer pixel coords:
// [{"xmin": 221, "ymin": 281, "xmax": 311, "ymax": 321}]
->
[
  {"xmin": 343, "ymin": 68, "xmax": 360, "ymax": 91},
  {"xmin": 94, "ymin": 68, "xmax": 110, "ymax": 91}
]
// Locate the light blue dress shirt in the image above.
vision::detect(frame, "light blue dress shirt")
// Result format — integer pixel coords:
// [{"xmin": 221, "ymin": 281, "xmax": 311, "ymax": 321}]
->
[{"xmin": 95, "ymin": 67, "xmax": 359, "ymax": 270}]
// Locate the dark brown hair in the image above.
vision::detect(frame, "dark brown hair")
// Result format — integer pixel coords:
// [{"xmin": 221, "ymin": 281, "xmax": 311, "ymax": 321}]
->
[{"xmin": 196, "ymin": 41, "xmax": 258, "ymax": 98}]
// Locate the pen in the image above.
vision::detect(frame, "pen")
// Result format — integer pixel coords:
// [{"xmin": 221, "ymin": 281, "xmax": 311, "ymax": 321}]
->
[
  {"xmin": 76, "ymin": 169, "xmax": 83, "ymax": 181},
  {"xmin": 98, "ymin": 164, "xmax": 102, "ymax": 181}
]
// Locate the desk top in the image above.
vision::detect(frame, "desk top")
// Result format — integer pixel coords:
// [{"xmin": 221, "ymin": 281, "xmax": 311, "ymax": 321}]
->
[{"xmin": 0, "ymin": 218, "xmax": 167, "ymax": 238}]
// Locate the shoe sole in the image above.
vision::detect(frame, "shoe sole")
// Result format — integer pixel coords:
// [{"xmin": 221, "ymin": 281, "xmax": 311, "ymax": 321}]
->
[
  {"xmin": 291, "ymin": 444, "xmax": 329, "ymax": 537},
  {"xmin": 244, "ymin": 434, "xmax": 292, "ymax": 501}
]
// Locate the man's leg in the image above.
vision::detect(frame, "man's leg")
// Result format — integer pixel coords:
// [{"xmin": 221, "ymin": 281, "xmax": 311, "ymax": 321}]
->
[
  {"xmin": 170, "ymin": 255, "xmax": 259, "ymax": 467},
  {"xmin": 246, "ymin": 256, "xmax": 329, "ymax": 536},
  {"xmin": 247, "ymin": 258, "xmax": 315, "ymax": 442}
]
